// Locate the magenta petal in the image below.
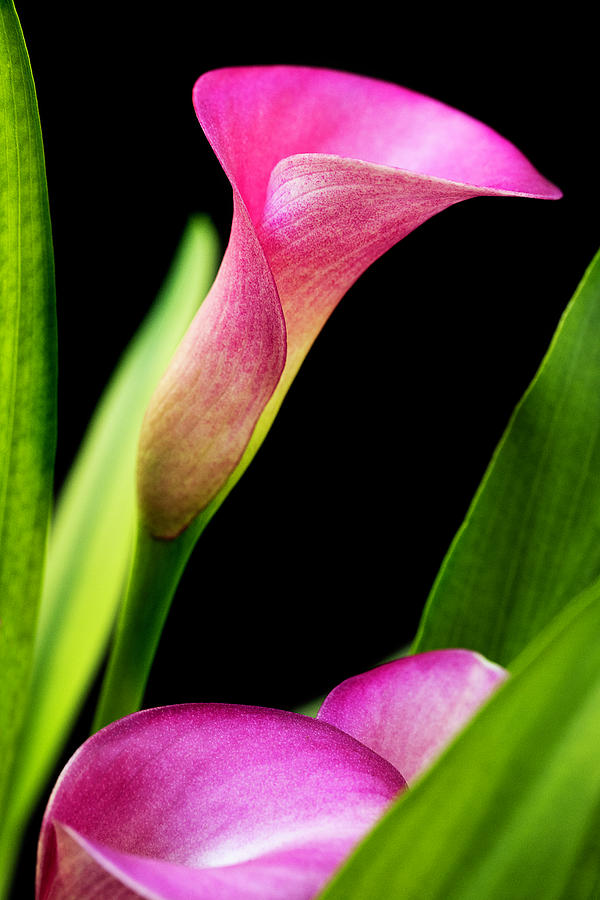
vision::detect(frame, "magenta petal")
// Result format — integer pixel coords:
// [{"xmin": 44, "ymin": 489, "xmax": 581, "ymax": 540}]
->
[
  {"xmin": 193, "ymin": 66, "xmax": 561, "ymax": 220},
  {"xmin": 137, "ymin": 200, "xmax": 287, "ymax": 538},
  {"xmin": 37, "ymin": 704, "xmax": 405, "ymax": 899},
  {"xmin": 317, "ymin": 650, "xmax": 507, "ymax": 783},
  {"xmin": 138, "ymin": 65, "xmax": 560, "ymax": 537}
]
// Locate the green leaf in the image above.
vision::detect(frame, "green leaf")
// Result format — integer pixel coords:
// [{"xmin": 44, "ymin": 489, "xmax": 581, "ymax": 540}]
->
[
  {"xmin": 320, "ymin": 575, "xmax": 600, "ymax": 899},
  {"xmin": 0, "ymin": 216, "xmax": 218, "ymax": 888},
  {"xmin": 414, "ymin": 248, "xmax": 600, "ymax": 665},
  {"xmin": 0, "ymin": 0, "xmax": 56, "ymax": 889}
]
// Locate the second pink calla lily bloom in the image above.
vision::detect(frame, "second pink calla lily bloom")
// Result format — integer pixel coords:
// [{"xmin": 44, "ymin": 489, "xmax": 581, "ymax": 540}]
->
[
  {"xmin": 37, "ymin": 650, "xmax": 506, "ymax": 899},
  {"xmin": 137, "ymin": 65, "xmax": 560, "ymax": 538}
]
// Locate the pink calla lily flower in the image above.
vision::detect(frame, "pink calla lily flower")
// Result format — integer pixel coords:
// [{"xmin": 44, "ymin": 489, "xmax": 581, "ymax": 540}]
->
[
  {"xmin": 137, "ymin": 65, "xmax": 560, "ymax": 539},
  {"xmin": 37, "ymin": 650, "xmax": 506, "ymax": 899}
]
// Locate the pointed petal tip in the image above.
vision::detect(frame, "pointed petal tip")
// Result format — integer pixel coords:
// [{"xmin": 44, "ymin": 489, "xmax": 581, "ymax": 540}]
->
[
  {"xmin": 192, "ymin": 65, "xmax": 562, "ymax": 205},
  {"xmin": 318, "ymin": 649, "xmax": 508, "ymax": 783},
  {"xmin": 140, "ymin": 65, "xmax": 560, "ymax": 538}
]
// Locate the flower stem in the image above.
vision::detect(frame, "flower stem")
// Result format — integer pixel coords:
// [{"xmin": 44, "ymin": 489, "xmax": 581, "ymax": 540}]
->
[
  {"xmin": 92, "ymin": 523, "xmax": 197, "ymax": 732},
  {"xmin": 91, "ymin": 395, "xmax": 283, "ymax": 733}
]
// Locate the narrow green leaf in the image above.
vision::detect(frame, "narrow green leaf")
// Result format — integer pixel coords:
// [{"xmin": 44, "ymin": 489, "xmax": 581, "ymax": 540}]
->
[
  {"xmin": 0, "ymin": 0, "xmax": 56, "ymax": 886},
  {"xmin": 0, "ymin": 216, "xmax": 218, "ymax": 887},
  {"xmin": 321, "ymin": 576, "xmax": 600, "ymax": 899},
  {"xmin": 414, "ymin": 248, "xmax": 600, "ymax": 664}
]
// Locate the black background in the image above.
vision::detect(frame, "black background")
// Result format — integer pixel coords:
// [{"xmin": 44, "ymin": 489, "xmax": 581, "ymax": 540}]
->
[{"xmin": 11, "ymin": 4, "xmax": 598, "ymax": 895}]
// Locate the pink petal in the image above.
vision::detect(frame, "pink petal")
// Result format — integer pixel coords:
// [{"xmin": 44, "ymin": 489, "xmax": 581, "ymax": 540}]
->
[
  {"xmin": 137, "ymin": 200, "xmax": 286, "ymax": 538},
  {"xmin": 37, "ymin": 704, "xmax": 405, "ymax": 899},
  {"xmin": 138, "ymin": 66, "xmax": 560, "ymax": 538},
  {"xmin": 317, "ymin": 649, "xmax": 507, "ymax": 783}
]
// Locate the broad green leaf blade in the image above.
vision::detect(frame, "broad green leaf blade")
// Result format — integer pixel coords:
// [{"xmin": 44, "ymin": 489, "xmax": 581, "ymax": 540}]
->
[
  {"xmin": 0, "ymin": 0, "xmax": 56, "ymax": 886},
  {"xmin": 0, "ymin": 216, "xmax": 218, "ymax": 883},
  {"xmin": 414, "ymin": 248, "xmax": 600, "ymax": 664},
  {"xmin": 321, "ymin": 576, "xmax": 600, "ymax": 899}
]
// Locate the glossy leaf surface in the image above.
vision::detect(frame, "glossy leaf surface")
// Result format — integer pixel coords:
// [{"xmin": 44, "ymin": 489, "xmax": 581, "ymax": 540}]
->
[
  {"xmin": 414, "ymin": 248, "xmax": 600, "ymax": 664},
  {"xmin": 0, "ymin": 0, "xmax": 56, "ymax": 889}
]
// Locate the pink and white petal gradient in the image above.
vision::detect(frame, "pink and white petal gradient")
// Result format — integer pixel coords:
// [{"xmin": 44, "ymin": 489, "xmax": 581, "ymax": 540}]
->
[
  {"xmin": 318, "ymin": 649, "xmax": 507, "ymax": 783},
  {"xmin": 36, "ymin": 705, "xmax": 405, "ymax": 900},
  {"xmin": 137, "ymin": 65, "xmax": 560, "ymax": 538},
  {"xmin": 37, "ymin": 651, "xmax": 507, "ymax": 899}
]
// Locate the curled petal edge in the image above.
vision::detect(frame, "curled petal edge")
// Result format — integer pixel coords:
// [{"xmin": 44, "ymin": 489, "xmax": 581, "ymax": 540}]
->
[
  {"xmin": 318, "ymin": 649, "xmax": 508, "ymax": 783},
  {"xmin": 37, "ymin": 704, "xmax": 405, "ymax": 899},
  {"xmin": 138, "ymin": 66, "xmax": 560, "ymax": 538}
]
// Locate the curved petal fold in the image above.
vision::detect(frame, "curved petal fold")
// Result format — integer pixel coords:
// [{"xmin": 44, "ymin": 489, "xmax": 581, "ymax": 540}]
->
[
  {"xmin": 138, "ymin": 200, "xmax": 287, "ymax": 538},
  {"xmin": 138, "ymin": 65, "xmax": 561, "ymax": 538},
  {"xmin": 36, "ymin": 704, "xmax": 404, "ymax": 899},
  {"xmin": 318, "ymin": 649, "xmax": 507, "ymax": 782}
]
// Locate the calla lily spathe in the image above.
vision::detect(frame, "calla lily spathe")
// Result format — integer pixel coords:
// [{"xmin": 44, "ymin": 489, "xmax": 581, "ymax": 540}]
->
[
  {"xmin": 37, "ymin": 650, "xmax": 506, "ymax": 899},
  {"xmin": 137, "ymin": 65, "xmax": 560, "ymax": 538}
]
